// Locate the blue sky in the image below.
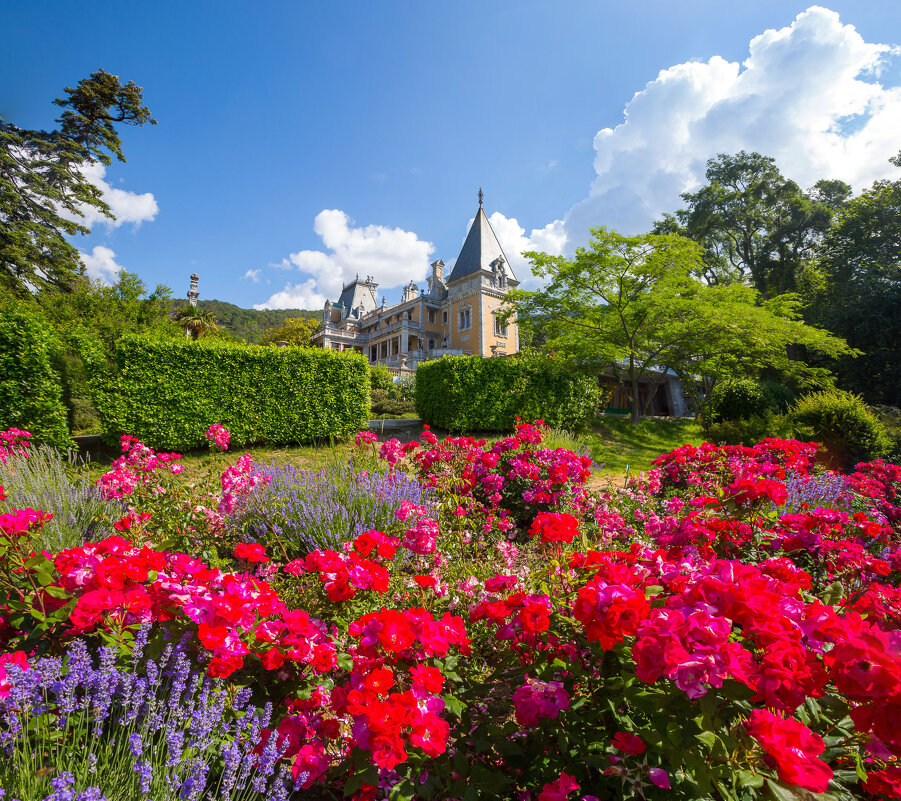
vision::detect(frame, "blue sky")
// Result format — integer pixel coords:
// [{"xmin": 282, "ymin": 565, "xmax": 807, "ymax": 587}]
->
[{"xmin": 5, "ymin": 2, "xmax": 901, "ymax": 308}]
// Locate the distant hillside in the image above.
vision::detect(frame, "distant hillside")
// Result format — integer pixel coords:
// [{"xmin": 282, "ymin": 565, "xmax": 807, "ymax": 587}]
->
[{"xmin": 170, "ymin": 299, "xmax": 320, "ymax": 342}]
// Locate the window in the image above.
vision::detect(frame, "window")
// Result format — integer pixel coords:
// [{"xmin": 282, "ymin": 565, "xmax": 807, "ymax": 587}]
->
[
  {"xmin": 458, "ymin": 307, "xmax": 472, "ymax": 331},
  {"xmin": 427, "ymin": 309, "xmax": 436, "ymax": 324},
  {"xmin": 442, "ymin": 310, "xmax": 448, "ymax": 324},
  {"xmin": 407, "ymin": 310, "xmax": 413, "ymax": 320},
  {"xmin": 494, "ymin": 316, "xmax": 508, "ymax": 337}
]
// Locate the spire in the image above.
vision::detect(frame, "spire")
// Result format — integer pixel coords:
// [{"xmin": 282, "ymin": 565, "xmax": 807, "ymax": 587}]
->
[{"xmin": 447, "ymin": 200, "xmax": 517, "ymax": 284}]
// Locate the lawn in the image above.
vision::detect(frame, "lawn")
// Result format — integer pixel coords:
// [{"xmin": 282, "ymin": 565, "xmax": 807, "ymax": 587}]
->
[
  {"xmin": 83, "ymin": 416, "xmax": 705, "ymax": 485},
  {"xmin": 582, "ymin": 415, "xmax": 705, "ymax": 477}
]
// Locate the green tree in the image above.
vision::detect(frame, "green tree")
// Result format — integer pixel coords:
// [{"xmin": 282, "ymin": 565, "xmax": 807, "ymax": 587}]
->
[
  {"xmin": 36, "ymin": 270, "xmax": 175, "ymax": 353},
  {"xmin": 175, "ymin": 306, "xmax": 219, "ymax": 341},
  {"xmin": 513, "ymin": 228, "xmax": 850, "ymax": 423},
  {"xmin": 258, "ymin": 316, "xmax": 320, "ymax": 347},
  {"xmin": 806, "ymin": 172, "xmax": 901, "ymax": 405},
  {"xmin": 1, "ymin": 70, "xmax": 155, "ymax": 295},
  {"xmin": 656, "ymin": 151, "xmax": 845, "ymax": 297}
]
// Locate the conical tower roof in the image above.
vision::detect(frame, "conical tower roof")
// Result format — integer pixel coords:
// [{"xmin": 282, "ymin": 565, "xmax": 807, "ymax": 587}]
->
[{"xmin": 447, "ymin": 202, "xmax": 516, "ymax": 284}]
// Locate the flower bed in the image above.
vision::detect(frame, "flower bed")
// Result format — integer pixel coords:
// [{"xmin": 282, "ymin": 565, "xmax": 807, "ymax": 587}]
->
[{"xmin": 0, "ymin": 423, "xmax": 899, "ymax": 800}]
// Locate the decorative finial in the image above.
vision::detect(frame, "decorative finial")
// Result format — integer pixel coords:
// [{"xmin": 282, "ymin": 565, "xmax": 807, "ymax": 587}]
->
[
  {"xmin": 187, "ymin": 273, "xmax": 200, "ymax": 307},
  {"xmin": 478, "ymin": 187, "xmax": 483, "ymax": 208}
]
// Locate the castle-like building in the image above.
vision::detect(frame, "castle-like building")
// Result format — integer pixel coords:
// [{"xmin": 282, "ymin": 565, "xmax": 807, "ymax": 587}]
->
[{"xmin": 312, "ymin": 194, "xmax": 519, "ymax": 368}]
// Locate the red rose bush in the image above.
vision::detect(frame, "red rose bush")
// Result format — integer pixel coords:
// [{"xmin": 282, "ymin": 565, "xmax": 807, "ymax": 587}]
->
[{"xmin": 0, "ymin": 424, "xmax": 900, "ymax": 800}]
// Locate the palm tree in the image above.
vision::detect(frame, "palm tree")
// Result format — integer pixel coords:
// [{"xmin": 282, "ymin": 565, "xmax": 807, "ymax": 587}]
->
[{"xmin": 175, "ymin": 306, "xmax": 219, "ymax": 340}]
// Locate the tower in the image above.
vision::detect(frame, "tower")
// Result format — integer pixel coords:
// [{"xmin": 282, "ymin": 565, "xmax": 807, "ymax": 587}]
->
[{"xmin": 445, "ymin": 191, "xmax": 519, "ymax": 357}]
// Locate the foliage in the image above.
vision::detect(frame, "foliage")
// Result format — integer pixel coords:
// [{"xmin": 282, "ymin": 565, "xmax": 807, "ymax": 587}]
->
[
  {"xmin": 415, "ymin": 355, "xmax": 600, "ymax": 432},
  {"xmin": 0, "ymin": 445, "xmax": 114, "ymax": 550},
  {"xmin": 34, "ymin": 271, "xmax": 179, "ymax": 433},
  {"xmin": 870, "ymin": 404, "xmax": 901, "ymax": 461},
  {"xmin": 0, "ymin": 70, "xmax": 155, "ymax": 296},
  {"xmin": 705, "ymin": 412, "xmax": 792, "ymax": 447},
  {"xmin": 369, "ymin": 363, "xmax": 395, "ymax": 393},
  {"xmin": 170, "ymin": 299, "xmax": 321, "ymax": 343},
  {"xmin": 258, "ymin": 316, "xmax": 320, "ymax": 347},
  {"xmin": 1, "ymin": 428, "xmax": 901, "ymax": 800},
  {"xmin": 805, "ymin": 174, "xmax": 901, "ymax": 405},
  {"xmin": 91, "ymin": 336, "xmax": 370, "ymax": 450},
  {"xmin": 656, "ymin": 151, "xmax": 844, "ymax": 296},
  {"xmin": 0, "ymin": 638, "xmax": 297, "ymax": 801},
  {"xmin": 787, "ymin": 389, "xmax": 893, "ymax": 470},
  {"xmin": 513, "ymin": 227, "xmax": 848, "ymax": 423},
  {"xmin": 228, "ymin": 459, "xmax": 433, "ymax": 558},
  {"xmin": 710, "ymin": 379, "xmax": 794, "ymax": 423},
  {"xmin": 370, "ymin": 389, "xmax": 416, "ymax": 416},
  {"xmin": 0, "ymin": 305, "xmax": 70, "ymax": 446},
  {"xmin": 36, "ymin": 271, "xmax": 176, "ymax": 355},
  {"xmin": 174, "ymin": 305, "xmax": 220, "ymax": 341}
]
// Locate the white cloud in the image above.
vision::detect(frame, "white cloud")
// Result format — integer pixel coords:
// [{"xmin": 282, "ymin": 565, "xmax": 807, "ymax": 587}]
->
[
  {"xmin": 74, "ymin": 162, "xmax": 159, "ymax": 228},
  {"xmin": 484, "ymin": 212, "xmax": 567, "ymax": 288},
  {"xmin": 242, "ymin": 268, "xmax": 261, "ymax": 282},
  {"xmin": 565, "ymin": 6, "xmax": 901, "ymax": 244},
  {"xmin": 256, "ymin": 209, "xmax": 434, "ymax": 309},
  {"xmin": 78, "ymin": 245, "xmax": 124, "ymax": 283},
  {"xmin": 254, "ymin": 279, "xmax": 326, "ymax": 310}
]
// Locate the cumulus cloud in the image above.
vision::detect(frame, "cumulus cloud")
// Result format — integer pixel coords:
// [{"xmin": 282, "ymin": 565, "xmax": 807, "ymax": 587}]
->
[
  {"xmin": 483, "ymin": 212, "xmax": 567, "ymax": 288},
  {"xmin": 254, "ymin": 279, "xmax": 326, "ymax": 310},
  {"xmin": 565, "ymin": 5, "xmax": 901, "ymax": 244},
  {"xmin": 256, "ymin": 209, "xmax": 434, "ymax": 309},
  {"xmin": 242, "ymin": 268, "xmax": 262, "ymax": 282},
  {"xmin": 73, "ymin": 162, "xmax": 159, "ymax": 228},
  {"xmin": 78, "ymin": 245, "xmax": 124, "ymax": 283}
]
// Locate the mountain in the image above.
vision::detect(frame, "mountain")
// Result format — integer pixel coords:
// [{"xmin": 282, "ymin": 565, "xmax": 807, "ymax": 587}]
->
[{"xmin": 170, "ymin": 299, "xmax": 320, "ymax": 343}]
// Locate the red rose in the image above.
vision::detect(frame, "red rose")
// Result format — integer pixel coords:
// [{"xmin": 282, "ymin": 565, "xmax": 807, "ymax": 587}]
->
[
  {"xmin": 745, "ymin": 709, "xmax": 832, "ymax": 793},
  {"xmin": 610, "ymin": 731, "xmax": 646, "ymax": 755},
  {"xmin": 234, "ymin": 542, "xmax": 269, "ymax": 563},
  {"xmin": 529, "ymin": 512, "xmax": 579, "ymax": 544}
]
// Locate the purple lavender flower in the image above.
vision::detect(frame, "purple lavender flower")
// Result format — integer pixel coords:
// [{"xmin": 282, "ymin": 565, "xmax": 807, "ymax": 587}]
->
[
  {"xmin": 133, "ymin": 760, "xmax": 152, "ymax": 793},
  {"xmin": 228, "ymin": 459, "xmax": 433, "ymax": 555}
]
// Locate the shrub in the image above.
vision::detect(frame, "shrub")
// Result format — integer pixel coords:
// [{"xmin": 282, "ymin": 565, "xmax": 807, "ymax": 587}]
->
[
  {"xmin": 415, "ymin": 356, "xmax": 600, "ymax": 432},
  {"xmin": 706, "ymin": 412, "xmax": 792, "ymax": 447},
  {"xmin": 787, "ymin": 390, "xmax": 893, "ymax": 469},
  {"xmin": 870, "ymin": 404, "xmax": 901, "ymax": 460},
  {"xmin": 370, "ymin": 388, "xmax": 416, "ymax": 416},
  {"xmin": 228, "ymin": 460, "xmax": 432, "ymax": 556},
  {"xmin": 369, "ymin": 362, "xmax": 394, "ymax": 393},
  {"xmin": 0, "ymin": 446, "xmax": 115, "ymax": 550},
  {"xmin": 0, "ymin": 306, "xmax": 70, "ymax": 446},
  {"xmin": 91, "ymin": 336, "xmax": 370, "ymax": 450},
  {"xmin": 710, "ymin": 378, "xmax": 793, "ymax": 423}
]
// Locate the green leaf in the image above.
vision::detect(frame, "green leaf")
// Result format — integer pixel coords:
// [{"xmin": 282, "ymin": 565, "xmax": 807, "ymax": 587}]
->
[
  {"xmin": 444, "ymin": 694, "xmax": 466, "ymax": 717},
  {"xmin": 388, "ymin": 781, "xmax": 416, "ymax": 801}
]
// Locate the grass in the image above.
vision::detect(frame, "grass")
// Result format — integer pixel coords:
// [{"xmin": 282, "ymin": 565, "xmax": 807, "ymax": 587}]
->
[
  {"xmin": 583, "ymin": 416, "xmax": 705, "ymax": 478},
  {"xmin": 82, "ymin": 417, "xmax": 706, "ymax": 487}
]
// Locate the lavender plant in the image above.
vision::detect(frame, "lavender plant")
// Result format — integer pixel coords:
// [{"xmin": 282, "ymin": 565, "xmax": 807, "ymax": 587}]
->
[
  {"xmin": 0, "ymin": 631, "xmax": 299, "ymax": 801},
  {"xmin": 0, "ymin": 446, "xmax": 116, "ymax": 550},
  {"xmin": 228, "ymin": 460, "xmax": 432, "ymax": 556},
  {"xmin": 778, "ymin": 470, "xmax": 888, "ymax": 522}
]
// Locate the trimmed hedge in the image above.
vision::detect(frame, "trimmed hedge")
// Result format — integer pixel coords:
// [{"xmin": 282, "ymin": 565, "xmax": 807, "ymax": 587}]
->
[
  {"xmin": 415, "ymin": 356, "xmax": 599, "ymax": 433},
  {"xmin": 92, "ymin": 337, "xmax": 370, "ymax": 450},
  {"xmin": 0, "ymin": 306, "xmax": 70, "ymax": 446}
]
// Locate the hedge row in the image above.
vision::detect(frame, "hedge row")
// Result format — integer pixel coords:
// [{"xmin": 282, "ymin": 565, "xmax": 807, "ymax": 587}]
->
[
  {"xmin": 93, "ymin": 337, "xmax": 370, "ymax": 450},
  {"xmin": 0, "ymin": 306, "xmax": 70, "ymax": 447},
  {"xmin": 415, "ymin": 355, "xmax": 599, "ymax": 433}
]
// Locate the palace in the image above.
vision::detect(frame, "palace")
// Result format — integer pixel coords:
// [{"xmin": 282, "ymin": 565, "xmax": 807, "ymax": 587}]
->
[{"xmin": 311, "ymin": 194, "xmax": 519, "ymax": 368}]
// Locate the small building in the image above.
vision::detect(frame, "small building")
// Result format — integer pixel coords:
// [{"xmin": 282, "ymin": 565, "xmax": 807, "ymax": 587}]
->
[{"xmin": 312, "ymin": 194, "xmax": 519, "ymax": 368}]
